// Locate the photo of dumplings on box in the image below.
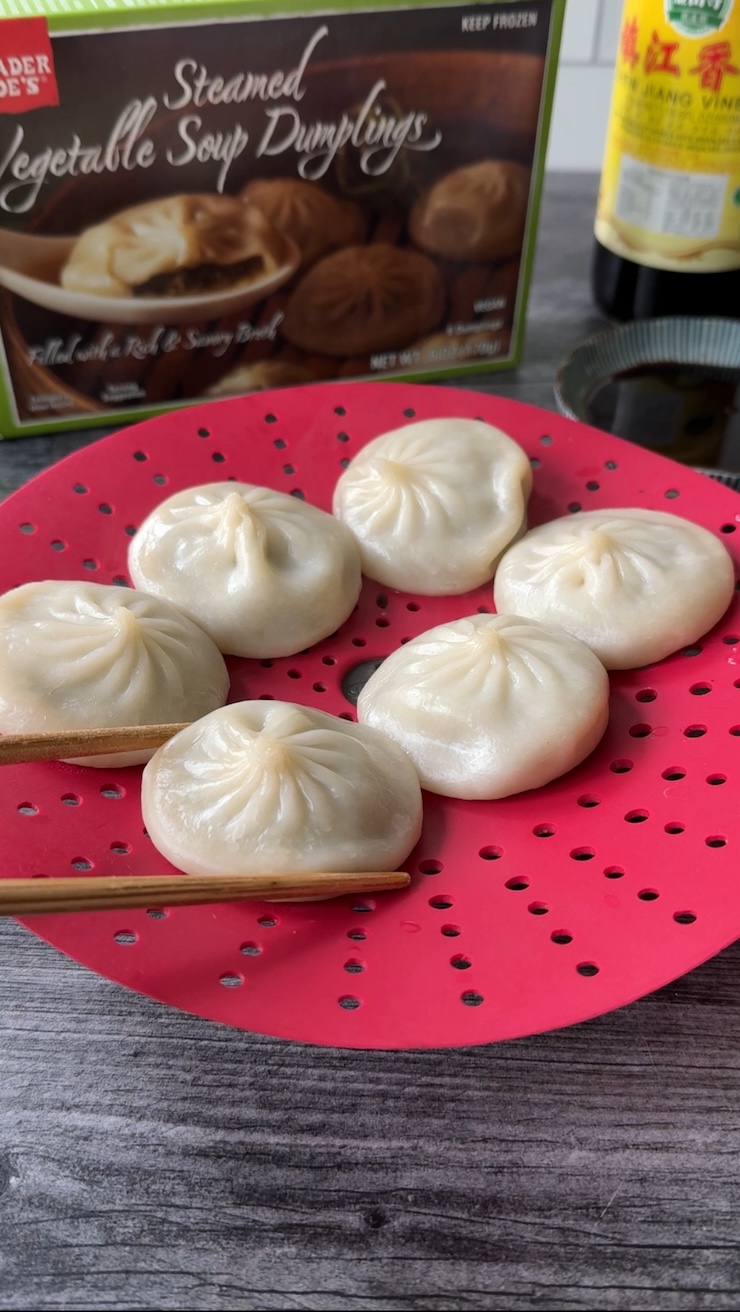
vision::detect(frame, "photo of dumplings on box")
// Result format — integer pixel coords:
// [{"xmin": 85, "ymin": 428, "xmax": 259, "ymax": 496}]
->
[{"xmin": 0, "ymin": 155, "xmax": 534, "ymax": 429}]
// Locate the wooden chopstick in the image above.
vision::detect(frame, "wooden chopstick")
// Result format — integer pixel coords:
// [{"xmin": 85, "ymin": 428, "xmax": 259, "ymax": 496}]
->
[
  {"xmin": 0, "ymin": 870, "xmax": 411, "ymax": 915},
  {"xmin": 0, "ymin": 723, "xmax": 189, "ymax": 765},
  {"xmin": 1, "ymin": 726, "xmax": 412, "ymax": 910}
]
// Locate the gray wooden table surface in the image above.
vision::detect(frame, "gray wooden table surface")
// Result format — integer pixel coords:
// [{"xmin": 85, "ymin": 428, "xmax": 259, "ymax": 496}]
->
[{"xmin": 3, "ymin": 174, "xmax": 740, "ymax": 1312}]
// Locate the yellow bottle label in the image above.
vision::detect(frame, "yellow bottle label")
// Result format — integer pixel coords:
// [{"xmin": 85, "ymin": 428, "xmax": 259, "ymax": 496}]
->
[{"xmin": 595, "ymin": 0, "xmax": 740, "ymax": 272}]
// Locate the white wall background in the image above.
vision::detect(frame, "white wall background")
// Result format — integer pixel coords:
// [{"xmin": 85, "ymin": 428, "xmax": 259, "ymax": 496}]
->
[{"xmin": 547, "ymin": 0, "xmax": 622, "ymax": 171}]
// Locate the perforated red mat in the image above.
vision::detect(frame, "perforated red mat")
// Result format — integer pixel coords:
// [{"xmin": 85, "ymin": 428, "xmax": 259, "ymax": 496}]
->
[{"xmin": 2, "ymin": 381, "xmax": 740, "ymax": 1048}]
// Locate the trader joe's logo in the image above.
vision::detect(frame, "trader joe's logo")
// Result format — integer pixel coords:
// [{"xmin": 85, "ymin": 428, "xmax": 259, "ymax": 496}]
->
[
  {"xmin": 0, "ymin": 16, "xmax": 59, "ymax": 113},
  {"xmin": 666, "ymin": 0, "xmax": 734, "ymax": 36}
]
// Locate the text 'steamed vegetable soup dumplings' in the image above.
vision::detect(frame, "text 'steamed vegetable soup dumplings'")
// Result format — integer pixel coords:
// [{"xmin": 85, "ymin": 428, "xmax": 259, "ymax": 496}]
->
[
  {"xmin": 141, "ymin": 702, "xmax": 423, "ymax": 878},
  {"xmin": 0, "ymin": 581, "xmax": 229, "ymax": 766},
  {"xmin": 357, "ymin": 614, "xmax": 610, "ymax": 799},
  {"xmin": 494, "ymin": 508, "xmax": 735, "ymax": 669},
  {"xmin": 333, "ymin": 418, "xmax": 532, "ymax": 594},
  {"xmin": 128, "ymin": 482, "xmax": 362, "ymax": 658}
]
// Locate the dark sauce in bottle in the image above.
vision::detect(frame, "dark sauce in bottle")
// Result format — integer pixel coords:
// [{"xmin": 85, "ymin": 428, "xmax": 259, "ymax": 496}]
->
[
  {"xmin": 592, "ymin": 243, "xmax": 740, "ymax": 322},
  {"xmin": 585, "ymin": 363, "xmax": 740, "ymax": 471}
]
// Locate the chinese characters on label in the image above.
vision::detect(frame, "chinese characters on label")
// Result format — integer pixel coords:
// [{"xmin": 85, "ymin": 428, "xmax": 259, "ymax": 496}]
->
[{"xmin": 620, "ymin": 17, "xmax": 740, "ymax": 92}]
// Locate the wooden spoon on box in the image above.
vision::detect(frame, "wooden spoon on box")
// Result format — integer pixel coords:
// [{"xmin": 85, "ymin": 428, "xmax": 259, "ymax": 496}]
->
[
  {"xmin": 0, "ymin": 228, "xmax": 301, "ymax": 325},
  {"xmin": 0, "ymin": 723, "xmax": 410, "ymax": 913}
]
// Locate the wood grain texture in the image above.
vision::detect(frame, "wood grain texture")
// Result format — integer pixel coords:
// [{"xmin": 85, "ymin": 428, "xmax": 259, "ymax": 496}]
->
[{"xmin": 5, "ymin": 176, "xmax": 740, "ymax": 1312}]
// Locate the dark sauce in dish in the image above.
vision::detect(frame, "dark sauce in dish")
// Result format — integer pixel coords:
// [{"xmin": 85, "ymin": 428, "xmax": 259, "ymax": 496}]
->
[{"xmin": 585, "ymin": 364, "xmax": 740, "ymax": 471}]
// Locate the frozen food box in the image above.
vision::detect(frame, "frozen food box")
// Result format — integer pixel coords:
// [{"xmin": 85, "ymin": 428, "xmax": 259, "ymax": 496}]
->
[{"xmin": 0, "ymin": 0, "xmax": 564, "ymax": 436}]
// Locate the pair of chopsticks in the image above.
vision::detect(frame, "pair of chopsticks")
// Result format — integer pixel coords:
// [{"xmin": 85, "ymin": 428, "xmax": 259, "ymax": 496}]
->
[{"xmin": 0, "ymin": 723, "xmax": 410, "ymax": 915}]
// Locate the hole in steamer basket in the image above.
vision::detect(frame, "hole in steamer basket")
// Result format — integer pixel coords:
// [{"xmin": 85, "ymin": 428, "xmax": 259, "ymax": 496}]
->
[
  {"xmin": 461, "ymin": 991, "xmax": 484, "ymax": 1006},
  {"xmin": 341, "ymin": 659, "xmax": 385, "ymax": 706},
  {"xmin": 418, "ymin": 859, "xmax": 443, "ymax": 875}
]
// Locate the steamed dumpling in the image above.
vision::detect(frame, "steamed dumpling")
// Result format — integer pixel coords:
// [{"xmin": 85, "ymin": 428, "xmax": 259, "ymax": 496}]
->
[
  {"xmin": 357, "ymin": 614, "xmax": 609, "ymax": 799},
  {"xmin": 0, "ymin": 580, "xmax": 229, "ymax": 767},
  {"xmin": 128, "ymin": 482, "xmax": 362, "ymax": 658},
  {"xmin": 493, "ymin": 508, "xmax": 735, "ymax": 669},
  {"xmin": 240, "ymin": 178, "xmax": 366, "ymax": 268},
  {"xmin": 409, "ymin": 160, "xmax": 530, "ymax": 262},
  {"xmin": 61, "ymin": 194, "xmax": 288, "ymax": 299},
  {"xmin": 142, "ymin": 701, "xmax": 423, "ymax": 877},
  {"xmin": 332, "ymin": 418, "xmax": 532, "ymax": 594},
  {"xmin": 281, "ymin": 244, "xmax": 445, "ymax": 357}
]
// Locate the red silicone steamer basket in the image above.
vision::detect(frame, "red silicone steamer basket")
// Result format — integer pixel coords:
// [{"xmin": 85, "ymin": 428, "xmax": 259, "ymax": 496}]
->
[{"xmin": 1, "ymin": 381, "xmax": 739, "ymax": 1049}]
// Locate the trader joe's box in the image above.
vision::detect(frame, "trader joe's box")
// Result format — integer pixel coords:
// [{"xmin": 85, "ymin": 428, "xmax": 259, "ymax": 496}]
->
[{"xmin": 0, "ymin": 0, "xmax": 564, "ymax": 436}]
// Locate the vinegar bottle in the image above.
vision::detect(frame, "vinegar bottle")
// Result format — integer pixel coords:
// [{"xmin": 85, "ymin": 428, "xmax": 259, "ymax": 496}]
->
[{"xmin": 592, "ymin": 0, "xmax": 740, "ymax": 320}]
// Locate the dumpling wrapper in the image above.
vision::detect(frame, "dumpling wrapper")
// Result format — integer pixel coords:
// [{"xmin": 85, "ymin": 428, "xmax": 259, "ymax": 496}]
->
[
  {"xmin": 357, "ymin": 614, "xmax": 610, "ymax": 799},
  {"xmin": 493, "ymin": 507, "xmax": 735, "ymax": 670},
  {"xmin": 128, "ymin": 482, "xmax": 362, "ymax": 658},
  {"xmin": 0, "ymin": 580, "xmax": 229, "ymax": 767},
  {"xmin": 141, "ymin": 701, "xmax": 423, "ymax": 878},
  {"xmin": 332, "ymin": 418, "xmax": 532, "ymax": 594}
]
